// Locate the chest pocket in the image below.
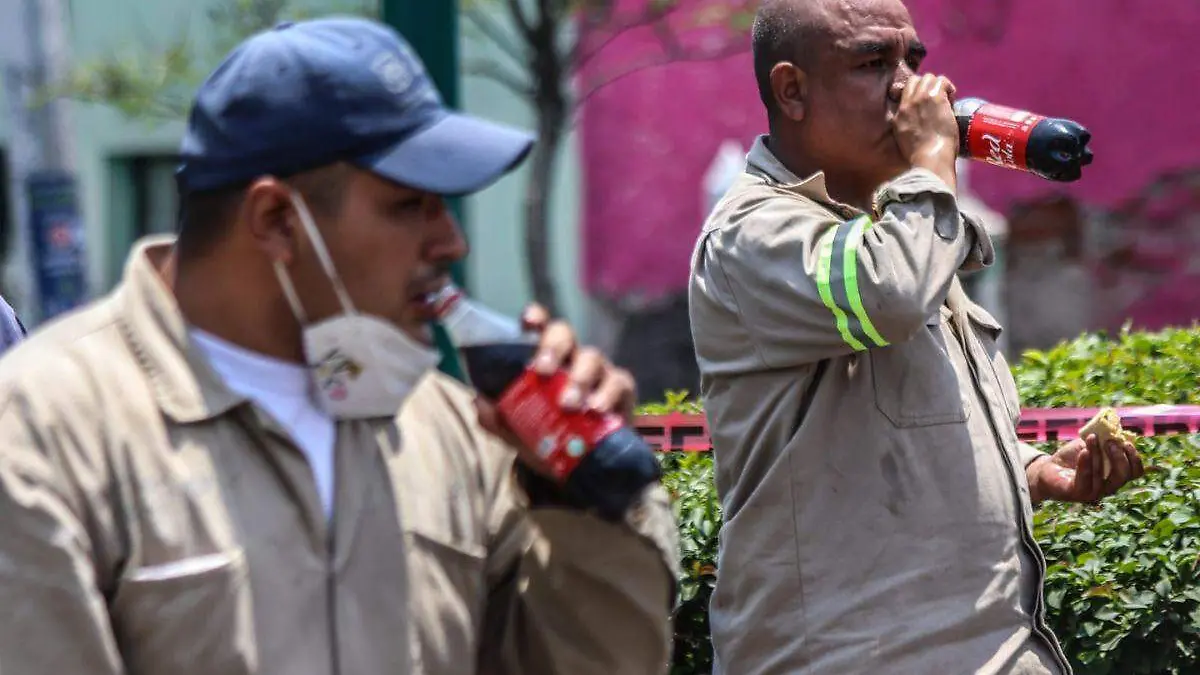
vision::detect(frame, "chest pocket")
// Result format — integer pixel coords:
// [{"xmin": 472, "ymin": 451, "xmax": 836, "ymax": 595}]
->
[
  {"xmin": 871, "ymin": 308, "xmax": 971, "ymax": 428},
  {"xmin": 387, "ymin": 427, "xmax": 489, "ymax": 673},
  {"xmin": 111, "ymin": 548, "xmax": 257, "ymax": 675}
]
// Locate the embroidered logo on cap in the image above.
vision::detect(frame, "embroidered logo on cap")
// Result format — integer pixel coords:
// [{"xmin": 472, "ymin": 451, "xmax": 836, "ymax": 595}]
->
[{"xmin": 371, "ymin": 51, "xmax": 415, "ymax": 94}]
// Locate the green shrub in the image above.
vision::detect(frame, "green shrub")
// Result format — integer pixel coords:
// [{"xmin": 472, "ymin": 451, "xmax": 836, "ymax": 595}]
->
[
  {"xmin": 1022, "ymin": 325, "xmax": 1200, "ymax": 674},
  {"xmin": 650, "ymin": 324, "xmax": 1200, "ymax": 675}
]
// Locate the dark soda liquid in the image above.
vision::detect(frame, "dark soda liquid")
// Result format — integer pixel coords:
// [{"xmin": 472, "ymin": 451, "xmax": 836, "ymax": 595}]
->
[
  {"xmin": 460, "ymin": 343, "xmax": 537, "ymax": 400},
  {"xmin": 459, "ymin": 342, "xmax": 661, "ymax": 521}
]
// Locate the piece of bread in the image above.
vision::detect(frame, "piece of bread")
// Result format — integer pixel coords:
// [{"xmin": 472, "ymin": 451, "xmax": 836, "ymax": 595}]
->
[{"xmin": 1078, "ymin": 408, "xmax": 1137, "ymax": 479}]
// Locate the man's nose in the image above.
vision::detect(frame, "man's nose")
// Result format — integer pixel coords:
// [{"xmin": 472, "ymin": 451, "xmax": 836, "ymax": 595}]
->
[
  {"xmin": 425, "ymin": 199, "xmax": 468, "ymax": 264},
  {"xmin": 890, "ymin": 64, "xmax": 915, "ymax": 102}
]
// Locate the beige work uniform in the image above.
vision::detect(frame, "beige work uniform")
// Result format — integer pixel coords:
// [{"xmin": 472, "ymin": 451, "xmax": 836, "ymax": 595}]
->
[
  {"xmin": 688, "ymin": 137, "xmax": 1071, "ymax": 675},
  {"xmin": 0, "ymin": 237, "xmax": 678, "ymax": 675}
]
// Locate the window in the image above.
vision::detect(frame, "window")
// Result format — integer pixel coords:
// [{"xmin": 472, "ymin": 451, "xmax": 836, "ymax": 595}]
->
[
  {"xmin": 131, "ymin": 155, "xmax": 181, "ymax": 237},
  {"xmin": 104, "ymin": 153, "xmax": 180, "ymax": 290}
]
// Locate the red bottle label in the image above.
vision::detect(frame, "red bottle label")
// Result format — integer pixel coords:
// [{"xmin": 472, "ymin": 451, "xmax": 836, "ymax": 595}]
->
[
  {"xmin": 965, "ymin": 103, "xmax": 1045, "ymax": 171},
  {"xmin": 496, "ymin": 369, "xmax": 625, "ymax": 482}
]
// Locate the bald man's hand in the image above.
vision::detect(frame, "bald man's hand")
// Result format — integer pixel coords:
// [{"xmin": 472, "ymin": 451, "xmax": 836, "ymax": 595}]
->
[{"xmin": 893, "ymin": 73, "xmax": 959, "ymax": 193}]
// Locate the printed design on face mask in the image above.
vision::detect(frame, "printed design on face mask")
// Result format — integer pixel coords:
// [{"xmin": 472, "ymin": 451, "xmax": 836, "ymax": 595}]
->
[{"xmin": 313, "ymin": 347, "xmax": 364, "ymax": 401}]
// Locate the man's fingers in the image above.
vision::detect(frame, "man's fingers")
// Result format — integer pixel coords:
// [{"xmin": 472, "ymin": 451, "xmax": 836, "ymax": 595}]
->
[
  {"xmin": 942, "ymin": 76, "xmax": 958, "ymax": 101},
  {"xmin": 1077, "ymin": 434, "xmax": 1106, "ymax": 501},
  {"xmin": 1074, "ymin": 444, "xmax": 1095, "ymax": 500},
  {"xmin": 561, "ymin": 347, "xmax": 606, "ymax": 410},
  {"xmin": 532, "ymin": 319, "xmax": 576, "ymax": 375},
  {"xmin": 587, "ymin": 367, "xmax": 638, "ymax": 421},
  {"xmin": 1125, "ymin": 442, "xmax": 1145, "ymax": 479},
  {"xmin": 914, "ymin": 73, "xmax": 933, "ymax": 97},
  {"xmin": 1088, "ymin": 435, "xmax": 1107, "ymax": 499},
  {"xmin": 929, "ymin": 75, "xmax": 946, "ymax": 98},
  {"xmin": 924, "ymin": 74, "xmax": 946, "ymax": 98},
  {"xmin": 902, "ymin": 72, "xmax": 921, "ymax": 102},
  {"xmin": 521, "ymin": 303, "xmax": 551, "ymax": 333},
  {"xmin": 1104, "ymin": 440, "xmax": 1133, "ymax": 494}
]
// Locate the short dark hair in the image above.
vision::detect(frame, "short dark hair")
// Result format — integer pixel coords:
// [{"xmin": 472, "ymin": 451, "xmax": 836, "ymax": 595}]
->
[
  {"xmin": 175, "ymin": 163, "xmax": 351, "ymax": 260},
  {"xmin": 752, "ymin": 1, "xmax": 824, "ymax": 116}
]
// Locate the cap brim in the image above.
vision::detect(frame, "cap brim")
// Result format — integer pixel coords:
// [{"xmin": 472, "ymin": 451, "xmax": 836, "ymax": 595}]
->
[{"xmin": 356, "ymin": 113, "xmax": 535, "ymax": 196}]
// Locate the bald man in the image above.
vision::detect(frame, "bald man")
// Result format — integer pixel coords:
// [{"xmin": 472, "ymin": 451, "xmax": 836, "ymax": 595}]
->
[{"xmin": 687, "ymin": 0, "xmax": 1143, "ymax": 673}]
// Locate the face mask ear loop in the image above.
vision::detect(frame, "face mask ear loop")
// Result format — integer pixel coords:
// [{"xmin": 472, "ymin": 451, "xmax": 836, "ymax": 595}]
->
[
  {"xmin": 273, "ymin": 260, "xmax": 309, "ymax": 325},
  {"xmin": 290, "ymin": 191, "xmax": 359, "ymax": 315}
]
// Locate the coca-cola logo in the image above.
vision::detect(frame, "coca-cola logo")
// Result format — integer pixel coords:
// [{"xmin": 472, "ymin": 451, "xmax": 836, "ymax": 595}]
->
[{"xmin": 981, "ymin": 132, "xmax": 1017, "ymax": 168}]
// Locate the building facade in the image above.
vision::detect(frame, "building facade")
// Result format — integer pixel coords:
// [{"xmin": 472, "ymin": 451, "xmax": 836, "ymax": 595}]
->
[{"xmin": 0, "ymin": 0, "xmax": 590, "ymax": 334}]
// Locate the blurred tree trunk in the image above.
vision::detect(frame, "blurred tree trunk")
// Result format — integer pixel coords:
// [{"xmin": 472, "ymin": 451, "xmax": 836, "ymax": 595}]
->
[{"xmin": 466, "ymin": 0, "xmax": 754, "ymax": 316}]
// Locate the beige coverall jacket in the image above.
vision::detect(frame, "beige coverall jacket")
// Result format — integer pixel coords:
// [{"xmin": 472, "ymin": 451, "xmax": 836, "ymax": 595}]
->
[
  {"xmin": 688, "ymin": 137, "xmax": 1071, "ymax": 675},
  {"xmin": 0, "ymin": 237, "xmax": 679, "ymax": 675}
]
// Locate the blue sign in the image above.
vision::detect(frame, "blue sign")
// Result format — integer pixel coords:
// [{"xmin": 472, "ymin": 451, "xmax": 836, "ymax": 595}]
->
[{"xmin": 27, "ymin": 172, "xmax": 87, "ymax": 320}]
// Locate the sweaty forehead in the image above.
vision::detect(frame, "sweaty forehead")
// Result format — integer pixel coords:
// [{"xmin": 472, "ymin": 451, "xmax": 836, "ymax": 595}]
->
[{"xmin": 824, "ymin": 0, "xmax": 916, "ymax": 44}]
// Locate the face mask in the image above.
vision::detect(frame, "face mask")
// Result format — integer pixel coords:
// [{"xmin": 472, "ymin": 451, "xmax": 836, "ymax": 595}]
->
[{"xmin": 273, "ymin": 193, "xmax": 443, "ymax": 419}]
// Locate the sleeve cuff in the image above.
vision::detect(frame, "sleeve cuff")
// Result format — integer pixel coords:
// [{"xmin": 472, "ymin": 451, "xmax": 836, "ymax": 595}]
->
[
  {"xmin": 873, "ymin": 167, "xmax": 995, "ymax": 272},
  {"xmin": 872, "ymin": 167, "xmax": 956, "ymax": 208},
  {"xmin": 1018, "ymin": 441, "xmax": 1048, "ymax": 468},
  {"xmin": 530, "ymin": 482, "xmax": 681, "ymax": 583},
  {"xmin": 959, "ymin": 211, "xmax": 996, "ymax": 272}
]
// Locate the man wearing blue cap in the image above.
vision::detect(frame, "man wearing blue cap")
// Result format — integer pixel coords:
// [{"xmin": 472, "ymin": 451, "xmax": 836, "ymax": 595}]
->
[{"xmin": 0, "ymin": 16, "xmax": 677, "ymax": 675}]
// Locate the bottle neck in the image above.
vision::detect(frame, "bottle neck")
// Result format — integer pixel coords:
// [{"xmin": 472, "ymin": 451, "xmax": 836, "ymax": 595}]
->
[
  {"xmin": 431, "ymin": 284, "xmax": 529, "ymax": 347},
  {"xmin": 429, "ymin": 285, "xmax": 466, "ymax": 318}
]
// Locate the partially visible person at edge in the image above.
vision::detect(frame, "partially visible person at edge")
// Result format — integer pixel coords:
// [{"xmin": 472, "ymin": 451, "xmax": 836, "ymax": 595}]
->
[
  {"xmin": 687, "ymin": 1, "xmax": 1143, "ymax": 673},
  {"xmin": 0, "ymin": 294, "xmax": 26, "ymax": 355},
  {"xmin": 0, "ymin": 17, "xmax": 677, "ymax": 675}
]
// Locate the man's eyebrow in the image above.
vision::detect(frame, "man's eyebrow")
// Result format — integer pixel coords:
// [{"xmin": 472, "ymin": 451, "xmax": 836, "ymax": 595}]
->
[
  {"xmin": 849, "ymin": 40, "xmax": 891, "ymax": 56},
  {"xmin": 847, "ymin": 39, "xmax": 928, "ymax": 60}
]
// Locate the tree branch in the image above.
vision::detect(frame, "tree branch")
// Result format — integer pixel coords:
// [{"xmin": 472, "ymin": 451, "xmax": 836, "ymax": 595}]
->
[
  {"xmin": 571, "ymin": 2, "xmax": 685, "ymax": 74},
  {"xmin": 572, "ymin": 39, "xmax": 748, "ymax": 114},
  {"xmin": 538, "ymin": 0, "xmax": 555, "ymax": 25},
  {"xmin": 464, "ymin": 59, "xmax": 535, "ymax": 98},
  {"xmin": 505, "ymin": 0, "xmax": 535, "ymax": 38},
  {"xmin": 463, "ymin": 5, "xmax": 527, "ymax": 67},
  {"xmin": 650, "ymin": 12, "xmax": 683, "ymax": 54}
]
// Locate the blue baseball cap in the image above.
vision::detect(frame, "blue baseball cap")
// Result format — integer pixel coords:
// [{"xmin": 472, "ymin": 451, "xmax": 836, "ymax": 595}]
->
[{"xmin": 177, "ymin": 16, "xmax": 534, "ymax": 196}]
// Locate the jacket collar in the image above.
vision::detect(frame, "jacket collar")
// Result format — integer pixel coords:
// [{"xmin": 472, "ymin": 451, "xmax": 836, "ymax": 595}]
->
[
  {"xmin": 745, "ymin": 135, "xmax": 864, "ymax": 217},
  {"xmin": 115, "ymin": 236, "xmax": 247, "ymax": 423}
]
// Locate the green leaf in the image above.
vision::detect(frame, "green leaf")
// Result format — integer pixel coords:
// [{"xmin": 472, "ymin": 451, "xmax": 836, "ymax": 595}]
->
[
  {"xmin": 1168, "ymin": 506, "xmax": 1196, "ymax": 526},
  {"xmin": 1047, "ymin": 587, "xmax": 1067, "ymax": 611},
  {"xmin": 1152, "ymin": 517, "xmax": 1179, "ymax": 539},
  {"xmin": 1156, "ymin": 576, "xmax": 1174, "ymax": 598},
  {"xmin": 1092, "ymin": 605, "xmax": 1121, "ymax": 622}
]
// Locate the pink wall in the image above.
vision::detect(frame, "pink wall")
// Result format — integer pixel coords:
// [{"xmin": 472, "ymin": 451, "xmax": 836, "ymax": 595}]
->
[{"xmin": 579, "ymin": 0, "xmax": 1200, "ymax": 304}]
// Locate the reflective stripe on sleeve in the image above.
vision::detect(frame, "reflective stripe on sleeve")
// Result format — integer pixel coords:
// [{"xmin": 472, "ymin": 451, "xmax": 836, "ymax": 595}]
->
[{"xmin": 815, "ymin": 216, "xmax": 890, "ymax": 351}]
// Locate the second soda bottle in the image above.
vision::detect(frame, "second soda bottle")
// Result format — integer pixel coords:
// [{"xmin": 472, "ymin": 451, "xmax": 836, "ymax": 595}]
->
[{"xmin": 430, "ymin": 284, "xmax": 661, "ymax": 521}]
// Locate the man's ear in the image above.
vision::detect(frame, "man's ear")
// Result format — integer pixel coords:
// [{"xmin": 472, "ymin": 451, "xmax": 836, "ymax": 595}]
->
[
  {"xmin": 770, "ymin": 62, "xmax": 808, "ymax": 123},
  {"xmin": 243, "ymin": 177, "xmax": 297, "ymax": 265}
]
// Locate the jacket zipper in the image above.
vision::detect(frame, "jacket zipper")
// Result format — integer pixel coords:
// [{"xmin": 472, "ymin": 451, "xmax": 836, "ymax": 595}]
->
[
  {"xmin": 328, "ymin": 493, "xmax": 340, "ymax": 675},
  {"xmin": 949, "ymin": 308, "xmax": 1072, "ymax": 673}
]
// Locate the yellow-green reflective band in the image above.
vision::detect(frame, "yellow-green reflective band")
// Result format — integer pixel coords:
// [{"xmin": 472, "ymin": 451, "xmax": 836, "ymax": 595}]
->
[
  {"xmin": 816, "ymin": 225, "xmax": 867, "ymax": 352},
  {"xmin": 843, "ymin": 217, "xmax": 889, "ymax": 348}
]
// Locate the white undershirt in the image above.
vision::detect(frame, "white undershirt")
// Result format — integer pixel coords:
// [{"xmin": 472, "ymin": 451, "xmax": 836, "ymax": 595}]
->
[{"xmin": 190, "ymin": 329, "xmax": 336, "ymax": 519}]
